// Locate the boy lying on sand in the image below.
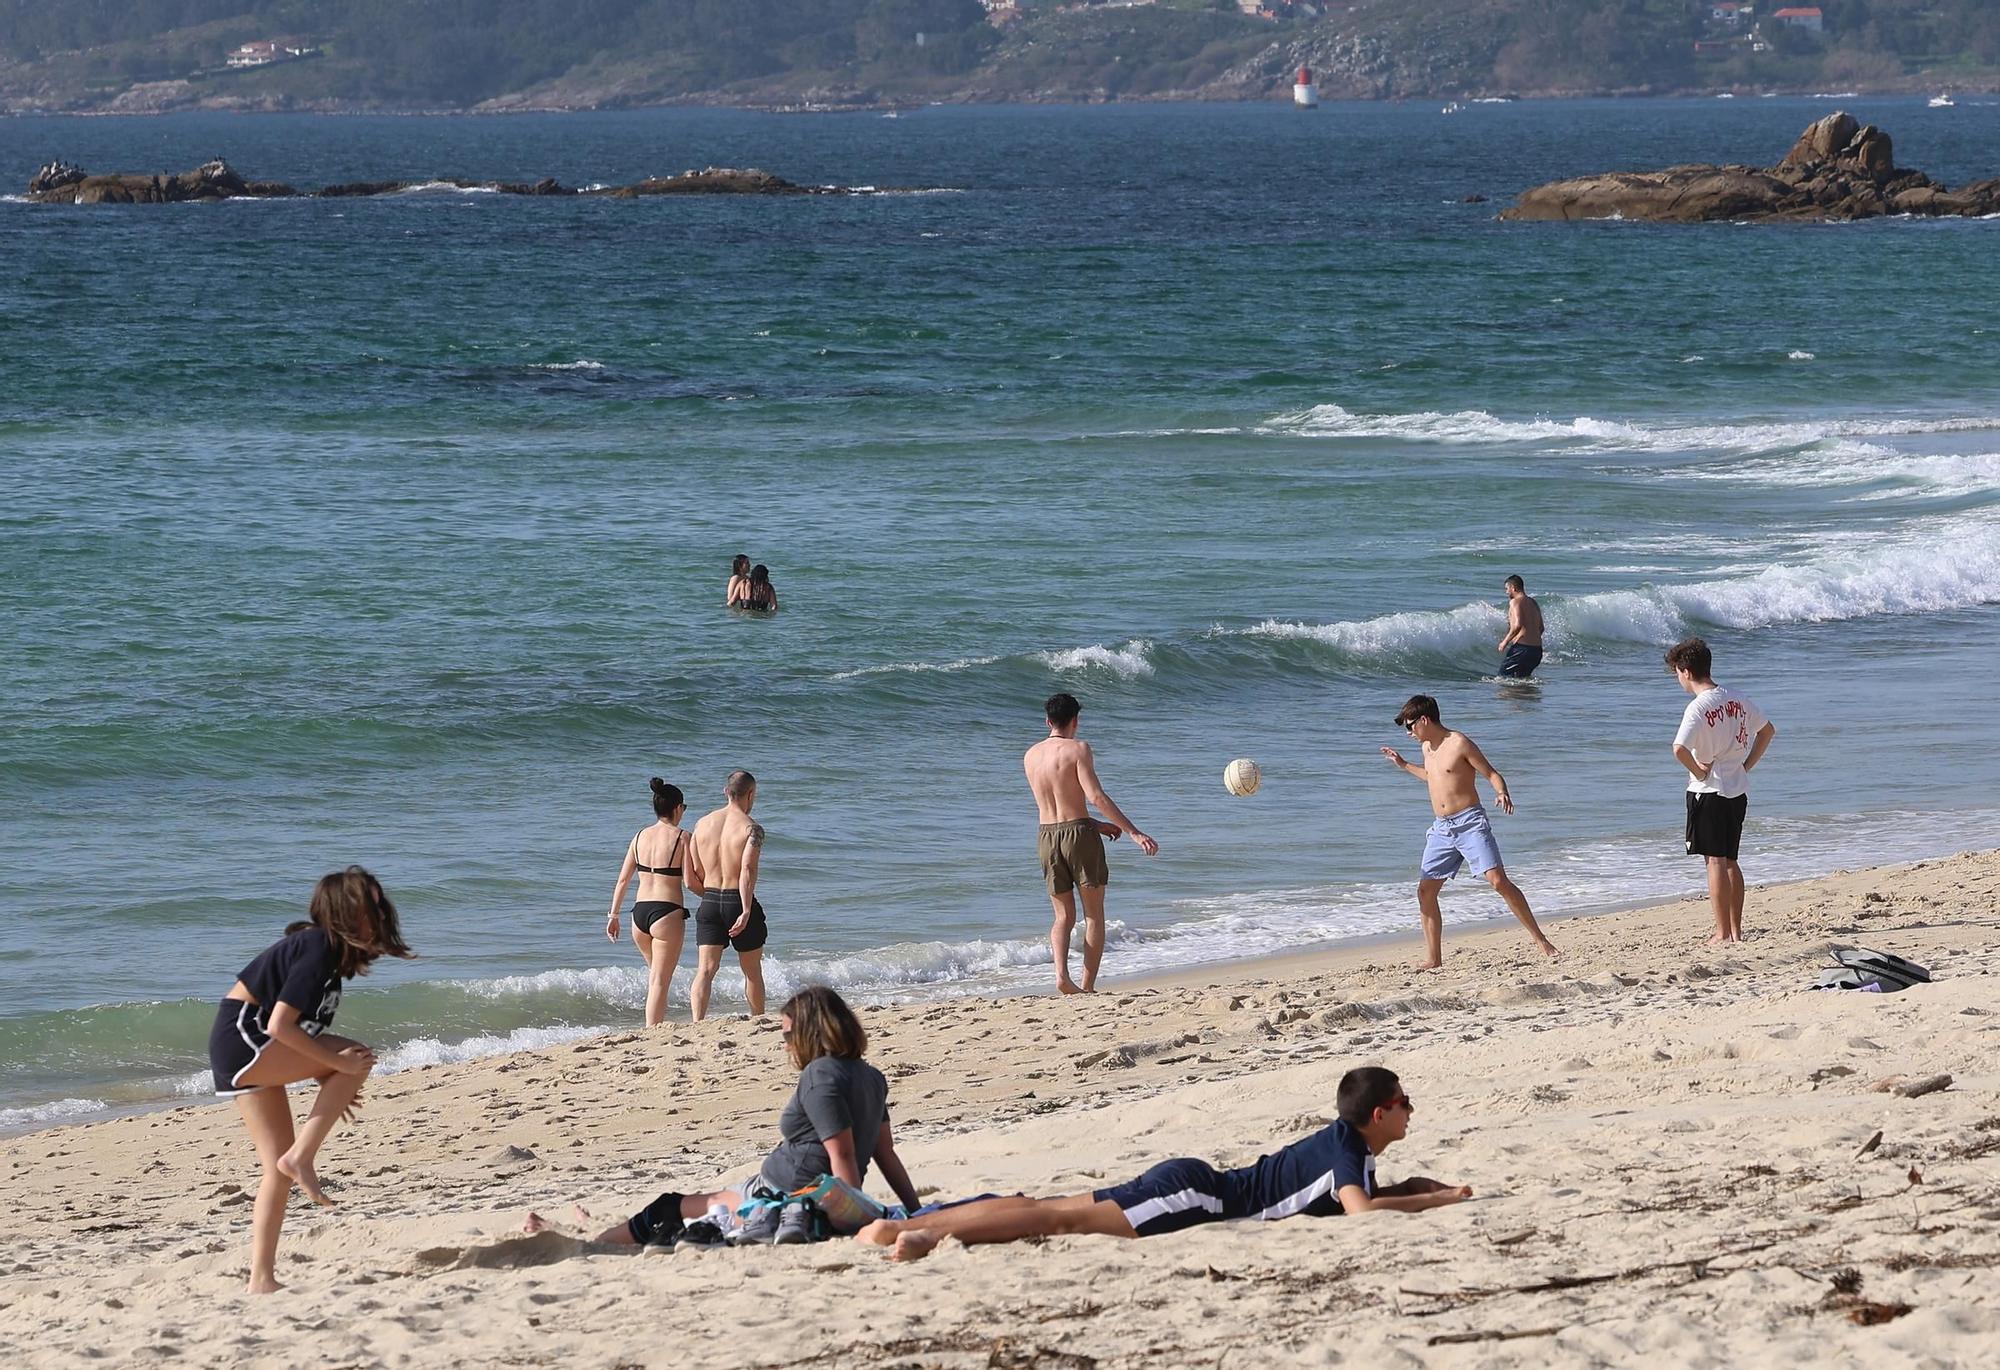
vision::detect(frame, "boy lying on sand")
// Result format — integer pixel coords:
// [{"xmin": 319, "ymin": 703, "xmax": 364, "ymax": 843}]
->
[{"xmin": 855, "ymin": 1066, "xmax": 1467, "ymax": 1261}]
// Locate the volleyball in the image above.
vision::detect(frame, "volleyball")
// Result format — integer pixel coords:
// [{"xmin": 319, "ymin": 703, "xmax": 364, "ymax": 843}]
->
[{"xmin": 1224, "ymin": 758, "xmax": 1261, "ymax": 797}]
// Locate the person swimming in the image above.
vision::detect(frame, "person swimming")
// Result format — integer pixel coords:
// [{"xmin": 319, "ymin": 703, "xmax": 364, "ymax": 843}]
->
[
  {"xmin": 743, "ymin": 564, "xmax": 778, "ymax": 613},
  {"xmin": 726, "ymin": 555, "xmax": 752, "ymax": 609}
]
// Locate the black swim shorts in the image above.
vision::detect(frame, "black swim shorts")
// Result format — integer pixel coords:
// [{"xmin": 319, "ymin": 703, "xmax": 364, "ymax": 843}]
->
[
  {"xmin": 696, "ymin": 892, "xmax": 768, "ymax": 952},
  {"xmin": 1685, "ymin": 791, "xmax": 1749, "ymax": 860},
  {"xmin": 1500, "ymin": 644, "xmax": 1544, "ymax": 679}
]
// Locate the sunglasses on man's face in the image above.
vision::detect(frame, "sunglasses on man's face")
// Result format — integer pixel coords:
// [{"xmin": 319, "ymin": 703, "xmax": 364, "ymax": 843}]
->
[
  {"xmin": 1387, "ymin": 1094, "xmax": 1414, "ymax": 1113},
  {"xmin": 1401, "ymin": 722, "xmax": 1419, "ymax": 734}
]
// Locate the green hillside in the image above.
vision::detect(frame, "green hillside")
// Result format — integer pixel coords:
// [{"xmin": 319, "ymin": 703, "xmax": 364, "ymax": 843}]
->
[{"xmin": 0, "ymin": 0, "xmax": 1993, "ymax": 112}]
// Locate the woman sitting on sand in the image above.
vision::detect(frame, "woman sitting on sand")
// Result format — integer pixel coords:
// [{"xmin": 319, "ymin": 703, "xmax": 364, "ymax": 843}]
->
[
  {"xmin": 726, "ymin": 554, "xmax": 752, "ymax": 608},
  {"xmin": 528, "ymin": 985, "xmax": 921, "ymax": 1246},
  {"xmin": 605, "ymin": 777, "xmax": 704, "ymax": 1027},
  {"xmin": 207, "ymin": 866, "xmax": 415, "ymax": 1293}
]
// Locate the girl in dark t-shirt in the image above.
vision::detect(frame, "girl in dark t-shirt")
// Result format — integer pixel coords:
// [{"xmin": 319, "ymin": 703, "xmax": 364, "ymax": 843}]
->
[{"xmin": 207, "ymin": 865, "xmax": 414, "ymax": 1294}]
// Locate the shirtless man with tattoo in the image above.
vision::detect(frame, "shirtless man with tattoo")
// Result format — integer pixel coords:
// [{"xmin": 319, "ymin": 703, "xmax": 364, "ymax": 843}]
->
[
  {"xmin": 1380, "ymin": 695, "xmax": 1557, "ymax": 969},
  {"xmin": 1024, "ymin": 693, "xmax": 1158, "ymax": 995},
  {"xmin": 690, "ymin": 770, "xmax": 769, "ymax": 1018},
  {"xmin": 1497, "ymin": 575, "xmax": 1545, "ymax": 680}
]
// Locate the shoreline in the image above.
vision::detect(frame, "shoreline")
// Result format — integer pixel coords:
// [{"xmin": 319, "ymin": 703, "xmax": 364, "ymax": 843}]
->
[
  {"xmin": 2, "ymin": 842, "xmax": 1988, "ymax": 1141},
  {"xmin": 3, "ymin": 846, "xmax": 1995, "ymax": 1363}
]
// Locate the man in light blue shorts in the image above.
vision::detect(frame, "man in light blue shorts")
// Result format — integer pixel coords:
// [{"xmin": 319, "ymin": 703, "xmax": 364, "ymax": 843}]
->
[
  {"xmin": 1381, "ymin": 695, "xmax": 1559, "ymax": 969},
  {"xmin": 1421, "ymin": 804, "xmax": 1506, "ymax": 883}
]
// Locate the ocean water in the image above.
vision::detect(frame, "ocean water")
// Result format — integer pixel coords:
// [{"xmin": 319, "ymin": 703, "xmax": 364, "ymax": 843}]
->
[{"xmin": 3, "ymin": 98, "xmax": 1998, "ymax": 1131}]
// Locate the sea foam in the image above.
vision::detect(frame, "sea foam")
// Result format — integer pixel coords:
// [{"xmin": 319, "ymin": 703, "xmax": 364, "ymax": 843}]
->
[
  {"xmin": 1259, "ymin": 403, "xmax": 2000, "ymax": 455},
  {"xmin": 0, "ymin": 1096, "xmax": 110, "ymax": 1131},
  {"xmin": 1033, "ymin": 640, "xmax": 1155, "ymax": 678},
  {"xmin": 1231, "ymin": 517, "xmax": 2000, "ymax": 660}
]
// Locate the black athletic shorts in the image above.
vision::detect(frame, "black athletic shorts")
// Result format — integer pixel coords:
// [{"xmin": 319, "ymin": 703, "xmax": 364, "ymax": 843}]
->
[
  {"xmin": 1686, "ymin": 791, "xmax": 1748, "ymax": 860},
  {"xmin": 695, "ymin": 892, "xmax": 768, "ymax": 952}
]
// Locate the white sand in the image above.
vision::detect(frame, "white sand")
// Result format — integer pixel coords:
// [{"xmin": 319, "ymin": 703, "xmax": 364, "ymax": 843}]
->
[{"xmin": 2, "ymin": 851, "xmax": 1997, "ymax": 1366}]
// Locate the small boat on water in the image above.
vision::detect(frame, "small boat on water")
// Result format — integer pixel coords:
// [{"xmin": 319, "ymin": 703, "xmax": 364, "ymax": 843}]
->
[
  {"xmin": 1441, "ymin": 102, "xmax": 1462, "ymax": 115},
  {"xmin": 1929, "ymin": 92, "xmax": 1956, "ymax": 108}
]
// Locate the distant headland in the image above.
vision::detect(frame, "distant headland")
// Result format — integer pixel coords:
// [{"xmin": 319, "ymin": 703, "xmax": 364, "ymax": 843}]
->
[{"xmin": 1, "ymin": 1, "xmax": 1997, "ymax": 115}]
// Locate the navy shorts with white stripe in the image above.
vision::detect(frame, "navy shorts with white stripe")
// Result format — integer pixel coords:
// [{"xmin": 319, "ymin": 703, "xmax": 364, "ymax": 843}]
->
[
  {"xmin": 1095, "ymin": 1158, "xmax": 1234, "ymax": 1237},
  {"xmin": 1093, "ymin": 1117, "xmax": 1376, "ymax": 1236}
]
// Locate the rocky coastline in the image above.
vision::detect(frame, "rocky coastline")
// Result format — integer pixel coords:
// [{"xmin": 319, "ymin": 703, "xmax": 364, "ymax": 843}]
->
[
  {"xmin": 1501, "ymin": 112, "xmax": 2000, "ymax": 223},
  {"xmin": 23, "ymin": 159, "xmax": 883, "ymax": 204}
]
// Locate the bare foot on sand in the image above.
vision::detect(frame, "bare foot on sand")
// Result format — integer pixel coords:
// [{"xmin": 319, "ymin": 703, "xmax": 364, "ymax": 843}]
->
[
  {"xmin": 523, "ymin": 1212, "xmax": 550, "ymax": 1234},
  {"xmin": 277, "ymin": 1154, "xmax": 335, "ymax": 1207},
  {"xmin": 1412, "ymin": 958, "xmax": 1442, "ymax": 972},
  {"xmin": 1536, "ymin": 940, "xmax": 1560, "ymax": 959},
  {"xmin": 891, "ymin": 1231, "xmax": 940, "ymax": 1262},
  {"xmin": 1057, "ymin": 980, "xmax": 1085, "ymax": 996},
  {"xmin": 247, "ymin": 1275, "xmax": 284, "ymax": 1295}
]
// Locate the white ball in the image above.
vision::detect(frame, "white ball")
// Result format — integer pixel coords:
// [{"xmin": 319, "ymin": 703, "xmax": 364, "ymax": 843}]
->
[{"xmin": 1224, "ymin": 758, "xmax": 1261, "ymax": 797}]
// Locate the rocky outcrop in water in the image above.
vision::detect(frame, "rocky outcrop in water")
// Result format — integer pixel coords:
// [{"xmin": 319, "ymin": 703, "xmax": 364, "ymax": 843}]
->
[
  {"xmin": 28, "ymin": 158, "xmax": 298, "ymax": 203},
  {"xmin": 600, "ymin": 168, "xmax": 817, "ymax": 197},
  {"xmin": 1501, "ymin": 112, "xmax": 2000, "ymax": 223},
  {"xmin": 23, "ymin": 160, "xmax": 877, "ymax": 204}
]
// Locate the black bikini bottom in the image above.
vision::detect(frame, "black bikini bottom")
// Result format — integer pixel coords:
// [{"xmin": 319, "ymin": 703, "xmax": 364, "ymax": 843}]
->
[{"xmin": 633, "ymin": 901, "xmax": 689, "ymax": 935}]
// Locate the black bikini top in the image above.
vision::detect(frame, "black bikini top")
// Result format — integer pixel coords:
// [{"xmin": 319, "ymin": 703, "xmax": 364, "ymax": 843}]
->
[{"xmin": 634, "ymin": 829, "xmax": 686, "ymax": 878}]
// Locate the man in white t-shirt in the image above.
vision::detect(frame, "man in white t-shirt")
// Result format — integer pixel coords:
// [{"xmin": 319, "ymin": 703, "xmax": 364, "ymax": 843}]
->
[{"xmin": 1665, "ymin": 637, "xmax": 1777, "ymax": 944}]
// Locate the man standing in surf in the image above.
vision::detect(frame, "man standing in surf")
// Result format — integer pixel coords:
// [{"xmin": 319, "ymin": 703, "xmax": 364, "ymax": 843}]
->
[
  {"xmin": 1024, "ymin": 693, "xmax": 1158, "ymax": 994},
  {"xmin": 1381, "ymin": 695, "xmax": 1558, "ymax": 968},
  {"xmin": 1666, "ymin": 637, "xmax": 1776, "ymax": 945},
  {"xmin": 1497, "ymin": 575, "xmax": 1544, "ymax": 679},
  {"xmin": 689, "ymin": 770, "xmax": 770, "ymax": 1019}
]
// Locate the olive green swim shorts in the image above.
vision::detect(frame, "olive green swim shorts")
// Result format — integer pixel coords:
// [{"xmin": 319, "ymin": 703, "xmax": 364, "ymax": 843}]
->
[{"xmin": 1038, "ymin": 818, "xmax": 1109, "ymax": 895}]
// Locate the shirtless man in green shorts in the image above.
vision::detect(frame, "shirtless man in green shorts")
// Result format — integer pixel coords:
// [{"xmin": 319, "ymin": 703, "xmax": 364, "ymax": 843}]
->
[{"xmin": 1024, "ymin": 693, "xmax": 1158, "ymax": 995}]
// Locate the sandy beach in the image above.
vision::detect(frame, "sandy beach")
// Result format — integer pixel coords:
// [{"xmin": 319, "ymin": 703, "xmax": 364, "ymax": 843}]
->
[{"xmin": 2, "ymin": 850, "xmax": 1996, "ymax": 1367}]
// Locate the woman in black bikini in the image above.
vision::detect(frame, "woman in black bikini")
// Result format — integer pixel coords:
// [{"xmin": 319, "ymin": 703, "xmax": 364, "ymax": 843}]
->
[
  {"xmin": 207, "ymin": 866, "xmax": 414, "ymax": 1293},
  {"xmin": 607, "ymin": 778, "xmax": 705, "ymax": 1027},
  {"xmin": 746, "ymin": 563, "xmax": 778, "ymax": 612}
]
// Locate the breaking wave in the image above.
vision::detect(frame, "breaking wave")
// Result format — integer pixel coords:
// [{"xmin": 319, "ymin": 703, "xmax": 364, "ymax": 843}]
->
[{"xmin": 1259, "ymin": 402, "xmax": 2000, "ymax": 454}]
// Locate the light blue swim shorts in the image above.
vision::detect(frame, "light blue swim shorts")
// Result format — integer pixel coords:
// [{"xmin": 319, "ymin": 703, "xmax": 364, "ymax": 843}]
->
[{"xmin": 1420, "ymin": 804, "xmax": 1503, "ymax": 880}]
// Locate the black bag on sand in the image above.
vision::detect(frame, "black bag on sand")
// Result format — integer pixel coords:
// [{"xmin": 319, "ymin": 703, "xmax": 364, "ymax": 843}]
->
[{"xmin": 1815, "ymin": 945, "xmax": 1932, "ymax": 994}]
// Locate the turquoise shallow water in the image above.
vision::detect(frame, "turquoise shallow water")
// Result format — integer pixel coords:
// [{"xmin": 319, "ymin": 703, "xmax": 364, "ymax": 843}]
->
[{"xmin": 3, "ymin": 99, "xmax": 1998, "ymax": 1128}]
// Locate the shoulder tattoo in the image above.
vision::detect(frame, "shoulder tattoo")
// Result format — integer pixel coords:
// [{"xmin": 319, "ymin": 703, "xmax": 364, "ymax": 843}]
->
[{"xmin": 747, "ymin": 822, "xmax": 765, "ymax": 850}]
